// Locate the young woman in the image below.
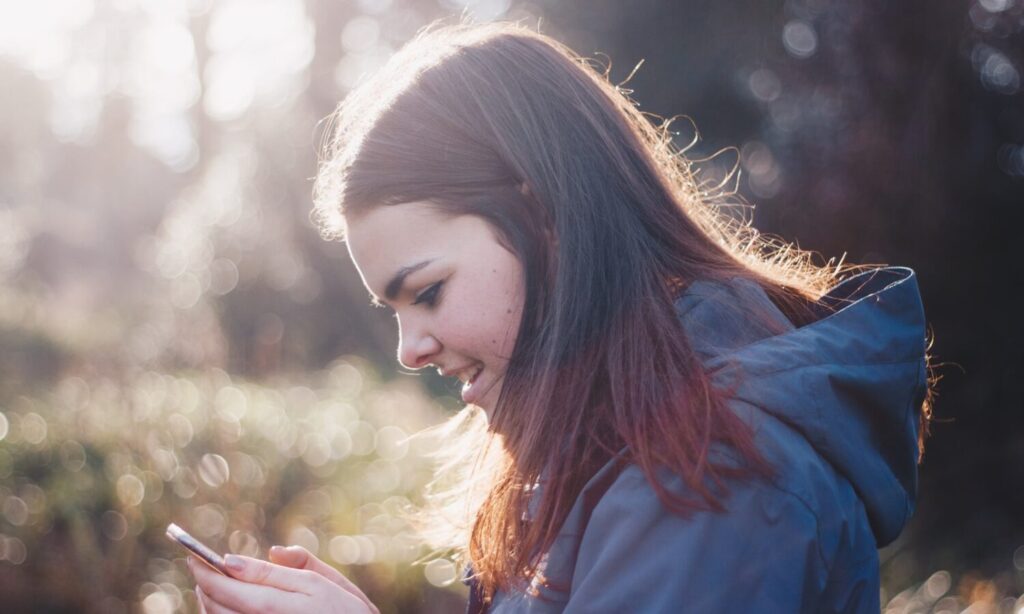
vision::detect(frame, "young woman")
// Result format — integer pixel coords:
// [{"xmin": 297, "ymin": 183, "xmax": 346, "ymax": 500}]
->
[{"xmin": 189, "ymin": 21, "xmax": 933, "ymax": 613}]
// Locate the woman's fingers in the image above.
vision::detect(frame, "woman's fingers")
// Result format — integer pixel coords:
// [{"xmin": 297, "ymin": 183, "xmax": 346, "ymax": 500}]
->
[
  {"xmin": 221, "ymin": 553, "xmax": 320, "ymax": 594},
  {"xmin": 196, "ymin": 585, "xmax": 244, "ymax": 614},
  {"xmin": 190, "ymin": 554, "xmax": 374, "ymax": 614},
  {"xmin": 268, "ymin": 545, "xmax": 376, "ymax": 610},
  {"xmin": 196, "ymin": 585, "xmax": 208, "ymax": 614},
  {"xmin": 190, "ymin": 555, "xmax": 307, "ymax": 613}
]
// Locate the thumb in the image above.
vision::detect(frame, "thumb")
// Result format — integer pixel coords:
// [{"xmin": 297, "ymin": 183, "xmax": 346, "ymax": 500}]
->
[
  {"xmin": 268, "ymin": 545, "xmax": 307, "ymax": 567},
  {"xmin": 269, "ymin": 546, "xmax": 346, "ymax": 584},
  {"xmin": 220, "ymin": 554, "xmax": 316, "ymax": 593}
]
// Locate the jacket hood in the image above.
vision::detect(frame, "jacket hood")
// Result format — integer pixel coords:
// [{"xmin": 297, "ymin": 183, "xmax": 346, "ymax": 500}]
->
[{"xmin": 675, "ymin": 266, "xmax": 928, "ymax": 547}]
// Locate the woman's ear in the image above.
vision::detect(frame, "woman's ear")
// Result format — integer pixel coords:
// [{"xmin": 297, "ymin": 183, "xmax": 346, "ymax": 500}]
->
[
  {"xmin": 518, "ymin": 180, "xmax": 558, "ymax": 250},
  {"xmin": 521, "ymin": 182, "xmax": 559, "ymax": 250},
  {"xmin": 544, "ymin": 225, "xmax": 559, "ymax": 251}
]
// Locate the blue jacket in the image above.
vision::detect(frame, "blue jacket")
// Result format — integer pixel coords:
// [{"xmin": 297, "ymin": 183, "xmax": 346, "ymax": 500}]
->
[{"xmin": 472, "ymin": 266, "xmax": 927, "ymax": 613}]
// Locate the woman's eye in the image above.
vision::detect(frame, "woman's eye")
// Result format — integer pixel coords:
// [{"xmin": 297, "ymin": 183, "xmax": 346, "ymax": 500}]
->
[{"xmin": 413, "ymin": 281, "xmax": 444, "ymax": 307}]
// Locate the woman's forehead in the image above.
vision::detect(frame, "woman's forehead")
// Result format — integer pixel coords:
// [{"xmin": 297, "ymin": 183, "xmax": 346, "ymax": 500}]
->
[
  {"xmin": 345, "ymin": 203, "xmax": 492, "ymax": 287},
  {"xmin": 351, "ymin": 202, "xmax": 452, "ymax": 250},
  {"xmin": 346, "ymin": 204, "xmax": 437, "ymax": 281}
]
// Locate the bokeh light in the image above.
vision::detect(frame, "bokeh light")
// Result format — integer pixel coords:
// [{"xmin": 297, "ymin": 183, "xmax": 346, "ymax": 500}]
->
[
  {"xmin": 782, "ymin": 20, "xmax": 817, "ymax": 59},
  {"xmin": 424, "ymin": 557, "xmax": 457, "ymax": 587}
]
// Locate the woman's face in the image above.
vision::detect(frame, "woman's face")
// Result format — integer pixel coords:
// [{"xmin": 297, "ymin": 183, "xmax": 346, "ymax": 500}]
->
[{"xmin": 345, "ymin": 201, "xmax": 525, "ymax": 414}]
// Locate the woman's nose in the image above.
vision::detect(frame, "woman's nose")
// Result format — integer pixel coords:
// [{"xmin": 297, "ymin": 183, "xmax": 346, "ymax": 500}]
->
[{"xmin": 397, "ymin": 319, "xmax": 441, "ymax": 370}]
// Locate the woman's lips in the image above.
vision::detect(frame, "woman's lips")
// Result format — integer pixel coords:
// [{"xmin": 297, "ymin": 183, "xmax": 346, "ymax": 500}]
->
[{"xmin": 460, "ymin": 366, "xmax": 484, "ymax": 404}]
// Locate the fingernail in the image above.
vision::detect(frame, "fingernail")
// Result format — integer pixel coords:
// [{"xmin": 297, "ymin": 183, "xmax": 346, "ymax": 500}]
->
[
  {"xmin": 270, "ymin": 545, "xmax": 284, "ymax": 555},
  {"xmin": 224, "ymin": 555, "xmax": 246, "ymax": 572}
]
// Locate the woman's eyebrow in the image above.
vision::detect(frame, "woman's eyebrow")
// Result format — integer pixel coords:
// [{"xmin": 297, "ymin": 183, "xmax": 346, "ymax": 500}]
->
[{"xmin": 384, "ymin": 259, "xmax": 434, "ymax": 302}]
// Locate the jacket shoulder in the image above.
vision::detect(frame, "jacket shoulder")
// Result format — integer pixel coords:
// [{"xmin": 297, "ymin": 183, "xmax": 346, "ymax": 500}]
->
[{"xmin": 564, "ymin": 461, "xmax": 831, "ymax": 612}]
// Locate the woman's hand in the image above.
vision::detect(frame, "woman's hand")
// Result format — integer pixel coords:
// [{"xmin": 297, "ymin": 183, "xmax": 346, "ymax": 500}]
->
[{"xmin": 189, "ymin": 545, "xmax": 379, "ymax": 613}]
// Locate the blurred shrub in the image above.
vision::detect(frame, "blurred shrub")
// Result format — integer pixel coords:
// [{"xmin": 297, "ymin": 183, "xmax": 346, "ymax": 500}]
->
[{"xmin": 0, "ymin": 357, "xmax": 466, "ymax": 613}]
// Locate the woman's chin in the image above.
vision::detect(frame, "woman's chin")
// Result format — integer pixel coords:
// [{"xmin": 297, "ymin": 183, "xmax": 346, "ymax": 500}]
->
[
  {"xmin": 459, "ymin": 366, "xmax": 507, "ymax": 417},
  {"xmin": 466, "ymin": 382, "xmax": 500, "ymax": 416}
]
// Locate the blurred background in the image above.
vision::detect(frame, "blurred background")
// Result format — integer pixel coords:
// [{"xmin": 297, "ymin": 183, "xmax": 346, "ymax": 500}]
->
[{"xmin": 0, "ymin": 0, "xmax": 1021, "ymax": 612}]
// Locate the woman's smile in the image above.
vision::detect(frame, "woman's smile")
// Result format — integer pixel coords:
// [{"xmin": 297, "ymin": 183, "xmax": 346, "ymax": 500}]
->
[{"xmin": 440, "ymin": 361, "xmax": 485, "ymax": 402}]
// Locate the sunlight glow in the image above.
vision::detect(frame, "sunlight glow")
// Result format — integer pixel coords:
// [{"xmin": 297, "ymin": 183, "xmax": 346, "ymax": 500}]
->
[
  {"xmin": 0, "ymin": 0, "xmax": 93, "ymax": 75},
  {"xmin": 204, "ymin": 0, "xmax": 314, "ymax": 121}
]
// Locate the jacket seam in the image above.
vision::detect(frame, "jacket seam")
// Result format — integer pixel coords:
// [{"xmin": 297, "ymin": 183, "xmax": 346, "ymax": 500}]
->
[{"xmin": 761, "ymin": 481, "xmax": 832, "ymax": 575}]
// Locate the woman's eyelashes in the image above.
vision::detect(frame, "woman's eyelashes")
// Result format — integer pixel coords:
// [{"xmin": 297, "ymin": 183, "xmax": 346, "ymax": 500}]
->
[{"xmin": 413, "ymin": 281, "xmax": 444, "ymax": 308}]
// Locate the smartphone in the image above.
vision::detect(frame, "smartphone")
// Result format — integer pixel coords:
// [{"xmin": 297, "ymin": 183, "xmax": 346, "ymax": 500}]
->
[{"xmin": 166, "ymin": 523, "xmax": 229, "ymax": 576}]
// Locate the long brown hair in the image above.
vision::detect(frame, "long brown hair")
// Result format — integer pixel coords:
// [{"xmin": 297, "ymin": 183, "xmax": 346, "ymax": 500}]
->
[{"xmin": 313, "ymin": 20, "xmax": 933, "ymax": 601}]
